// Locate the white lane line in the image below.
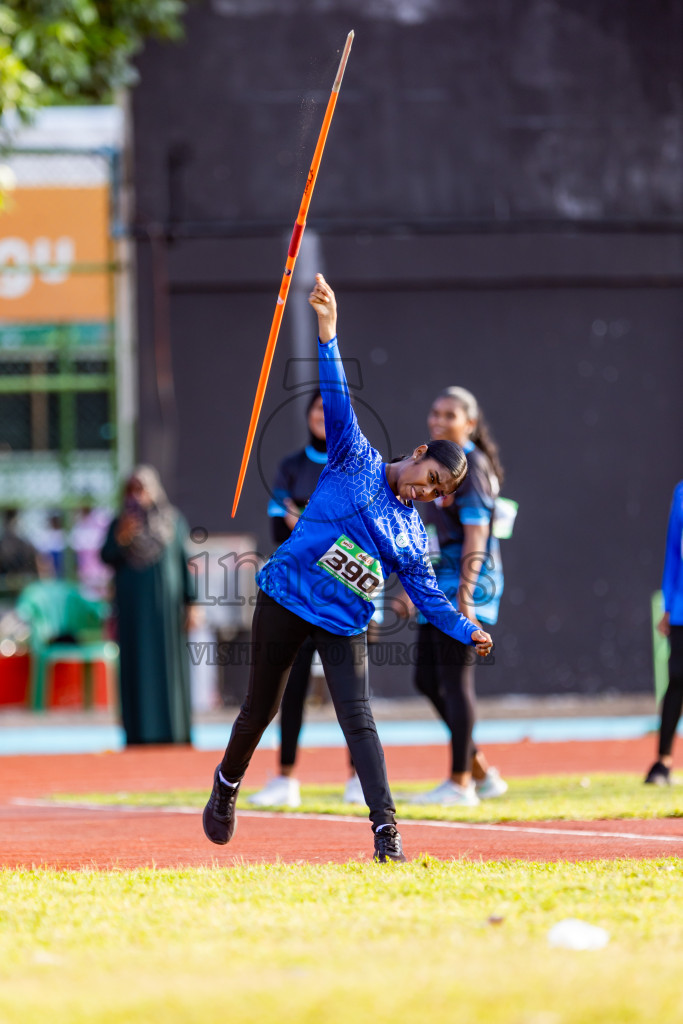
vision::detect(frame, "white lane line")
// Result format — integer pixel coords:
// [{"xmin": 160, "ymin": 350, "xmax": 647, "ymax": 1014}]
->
[
  {"xmin": 242, "ymin": 811, "xmax": 683, "ymax": 844},
  {"xmin": 9, "ymin": 798, "xmax": 683, "ymax": 844}
]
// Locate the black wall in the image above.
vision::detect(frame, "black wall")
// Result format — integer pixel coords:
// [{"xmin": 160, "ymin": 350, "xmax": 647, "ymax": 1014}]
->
[{"xmin": 131, "ymin": 1, "xmax": 683, "ymax": 696}]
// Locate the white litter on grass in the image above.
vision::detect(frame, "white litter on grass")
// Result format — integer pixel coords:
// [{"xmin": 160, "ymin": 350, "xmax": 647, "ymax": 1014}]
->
[{"xmin": 547, "ymin": 918, "xmax": 610, "ymax": 951}]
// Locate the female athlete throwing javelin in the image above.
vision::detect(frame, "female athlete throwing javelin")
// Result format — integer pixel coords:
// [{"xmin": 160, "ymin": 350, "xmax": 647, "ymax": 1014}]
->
[{"xmin": 203, "ymin": 274, "xmax": 493, "ymax": 863}]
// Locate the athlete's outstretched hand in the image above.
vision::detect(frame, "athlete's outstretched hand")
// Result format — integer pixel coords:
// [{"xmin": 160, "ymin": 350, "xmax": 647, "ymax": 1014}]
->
[
  {"xmin": 308, "ymin": 273, "xmax": 337, "ymax": 342},
  {"xmin": 472, "ymin": 628, "xmax": 493, "ymax": 657}
]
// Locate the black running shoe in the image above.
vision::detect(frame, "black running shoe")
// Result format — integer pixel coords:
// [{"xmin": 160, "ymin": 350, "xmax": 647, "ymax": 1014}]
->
[
  {"xmin": 203, "ymin": 765, "xmax": 241, "ymax": 845},
  {"xmin": 373, "ymin": 825, "xmax": 407, "ymax": 863},
  {"xmin": 644, "ymin": 761, "xmax": 672, "ymax": 786}
]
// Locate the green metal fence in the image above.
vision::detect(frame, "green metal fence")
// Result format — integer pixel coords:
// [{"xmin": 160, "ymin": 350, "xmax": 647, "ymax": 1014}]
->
[{"xmin": 0, "ymin": 143, "xmax": 123, "ymax": 581}]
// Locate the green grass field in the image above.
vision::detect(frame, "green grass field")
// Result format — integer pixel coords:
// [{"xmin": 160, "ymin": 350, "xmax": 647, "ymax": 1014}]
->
[
  {"xmin": 1, "ymin": 859, "xmax": 683, "ymax": 1024},
  {"xmin": 52, "ymin": 773, "xmax": 683, "ymax": 822},
  {"xmin": 6, "ymin": 774, "xmax": 680, "ymax": 1022}
]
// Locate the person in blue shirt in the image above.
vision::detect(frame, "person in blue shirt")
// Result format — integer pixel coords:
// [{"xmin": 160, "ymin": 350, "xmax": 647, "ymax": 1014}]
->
[
  {"xmin": 203, "ymin": 274, "xmax": 493, "ymax": 863},
  {"xmin": 645, "ymin": 481, "xmax": 683, "ymax": 785},
  {"xmin": 248, "ymin": 392, "xmax": 364, "ymax": 808},
  {"xmin": 410, "ymin": 386, "xmax": 507, "ymax": 807}
]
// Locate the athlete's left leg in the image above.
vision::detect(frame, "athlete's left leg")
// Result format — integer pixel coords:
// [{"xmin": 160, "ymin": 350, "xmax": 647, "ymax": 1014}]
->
[
  {"xmin": 313, "ymin": 627, "xmax": 396, "ymax": 831},
  {"xmin": 220, "ymin": 591, "xmax": 311, "ymax": 783}
]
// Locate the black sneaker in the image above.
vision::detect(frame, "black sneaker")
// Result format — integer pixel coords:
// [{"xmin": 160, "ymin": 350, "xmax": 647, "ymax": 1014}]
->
[
  {"xmin": 203, "ymin": 765, "xmax": 241, "ymax": 845},
  {"xmin": 644, "ymin": 761, "xmax": 672, "ymax": 786},
  {"xmin": 373, "ymin": 825, "xmax": 407, "ymax": 863}
]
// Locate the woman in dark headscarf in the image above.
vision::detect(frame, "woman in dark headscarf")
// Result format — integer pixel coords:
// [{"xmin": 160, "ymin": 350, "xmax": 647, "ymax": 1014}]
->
[{"xmin": 101, "ymin": 465, "xmax": 195, "ymax": 745}]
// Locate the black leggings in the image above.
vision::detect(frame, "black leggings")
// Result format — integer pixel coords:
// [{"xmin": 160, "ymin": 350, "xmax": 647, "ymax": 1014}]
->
[
  {"xmin": 221, "ymin": 590, "xmax": 396, "ymax": 829},
  {"xmin": 279, "ymin": 637, "xmax": 317, "ymax": 768},
  {"xmin": 279, "ymin": 636, "xmax": 354, "ymax": 773},
  {"xmin": 414, "ymin": 623, "xmax": 477, "ymax": 775},
  {"xmin": 658, "ymin": 625, "xmax": 683, "ymax": 758}
]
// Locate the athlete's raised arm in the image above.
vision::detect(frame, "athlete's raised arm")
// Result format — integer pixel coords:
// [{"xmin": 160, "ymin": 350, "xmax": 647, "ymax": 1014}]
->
[
  {"xmin": 308, "ymin": 273, "xmax": 337, "ymax": 343},
  {"xmin": 308, "ymin": 274, "xmax": 372, "ymax": 471}
]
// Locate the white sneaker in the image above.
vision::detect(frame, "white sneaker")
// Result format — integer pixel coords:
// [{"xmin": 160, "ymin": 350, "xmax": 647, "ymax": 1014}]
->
[
  {"xmin": 474, "ymin": 767, "xmax": 509, "ymax": 799},
  {"xmin": 246, "ymin": 776, "xmax": 301, "ymax": 808},
  {"xmin": 343, "ymin": 773, "xmax": 365, "ymax": 804},
  {"xmin": 411, "ymin": 780, "xmax": 480, "ymax": 807}
]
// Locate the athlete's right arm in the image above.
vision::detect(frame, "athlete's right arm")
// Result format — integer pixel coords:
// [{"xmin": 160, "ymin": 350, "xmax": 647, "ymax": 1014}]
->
[
  {"xmin": 309, "ymin": 274, "xmax": 368, "ymax": 468},
  {"xmin": 399, "ymin": 556, "xmax": 494, "ymax": 657},
  {"xmin": 309, "ymin": 273, "xmax": 337, "ymax": 343}
]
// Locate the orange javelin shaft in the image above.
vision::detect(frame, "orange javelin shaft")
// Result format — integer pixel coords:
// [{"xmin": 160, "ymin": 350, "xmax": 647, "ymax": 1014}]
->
[{"xmin": 231, "ymin": 30, "xmax": 354, "ymax": 518}]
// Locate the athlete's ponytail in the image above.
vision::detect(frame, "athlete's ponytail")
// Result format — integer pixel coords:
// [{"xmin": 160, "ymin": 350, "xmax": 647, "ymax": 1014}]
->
[{"xmin": 471, "ymin": 412, "xmax": 504, "ymax": 486}]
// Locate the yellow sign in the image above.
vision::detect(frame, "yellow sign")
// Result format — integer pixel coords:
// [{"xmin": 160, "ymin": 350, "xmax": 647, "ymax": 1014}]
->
[{"xmin": 0, "ymin": 187, "xmax": 110, "ymax": 323}]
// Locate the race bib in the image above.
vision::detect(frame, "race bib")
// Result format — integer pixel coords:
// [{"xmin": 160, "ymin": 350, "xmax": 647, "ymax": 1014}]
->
[{"xmin": 316, "ymin": 534, "xmax": 383, "ymax": 602}]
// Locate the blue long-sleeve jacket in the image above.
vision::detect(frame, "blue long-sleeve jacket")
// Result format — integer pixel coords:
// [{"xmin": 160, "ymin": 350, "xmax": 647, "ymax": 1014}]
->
[
  {"xmin": 662, "ymin": 481, "xmax": 683, "ymax": 626},
  {"xmin": 257, "ymin": 336, "xmax": 478, "ymax": 644}
]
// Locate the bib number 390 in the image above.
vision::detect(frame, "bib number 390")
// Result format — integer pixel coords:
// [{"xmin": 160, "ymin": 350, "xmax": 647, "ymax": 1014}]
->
[{"xmin": 317, "ymin": 535, "xmax": 383, "ymax": 601}]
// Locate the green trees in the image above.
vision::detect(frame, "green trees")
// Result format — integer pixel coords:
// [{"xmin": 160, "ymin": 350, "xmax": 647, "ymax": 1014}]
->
[{"xmin": 0, "ymin": 0, "xmax": 187, "ymax": 118}]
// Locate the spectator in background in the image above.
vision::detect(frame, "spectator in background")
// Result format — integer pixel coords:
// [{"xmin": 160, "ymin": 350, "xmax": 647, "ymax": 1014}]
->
[
  {"xmin": 101, "ymin": 465, "xmax": 195, "ymax": 746},
  {"xmin": 0, "ymin": 509, "xmax": 42, "ymax": 593},
  {"xmin": 645, "ymin": 480, "xmax": 683, "ymax": 785},
  {"xmin": 69, "ymin": 499, "xmax": 112, "ymax": 599},
  {"xmin": 411, "ymin": 385, "xmax": 508, "ymax": 807},
  {"xmin": 37, "ymin": 512, "xmax": 66, "ymax": 578}
]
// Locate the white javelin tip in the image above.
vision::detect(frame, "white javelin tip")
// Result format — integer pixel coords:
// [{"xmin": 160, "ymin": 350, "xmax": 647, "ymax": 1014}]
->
[{"xmin": 333, "ymin": 31, "xmax": 354, "ymax": 91}]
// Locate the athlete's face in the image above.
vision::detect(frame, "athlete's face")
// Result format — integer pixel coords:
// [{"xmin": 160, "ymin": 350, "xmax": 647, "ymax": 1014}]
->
[
  {"xmin": 428, "ymin": 396, "xmax": 475, "ymax": 447},
  {"xmin": 307, "ymin": 396, "xmax": 326, "ymax": 440},
  {"xmin": 395, "ymin": 448, "xmax": 456, "ymax": 504}
]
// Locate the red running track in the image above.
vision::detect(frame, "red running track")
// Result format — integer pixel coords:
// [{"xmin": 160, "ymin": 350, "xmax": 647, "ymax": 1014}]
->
[{"xmin": 1, "ymin": 736, "xmax": 680, "ymax": 869}]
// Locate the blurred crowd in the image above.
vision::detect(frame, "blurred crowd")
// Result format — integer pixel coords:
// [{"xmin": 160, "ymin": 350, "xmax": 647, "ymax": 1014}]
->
[
  {"xmin": 0, "ymin": 502, "xmax": 112, "ymax": 602},
  {"xmin": 0, "ymin": 467, "xmax": 196, "ymax": 747}
]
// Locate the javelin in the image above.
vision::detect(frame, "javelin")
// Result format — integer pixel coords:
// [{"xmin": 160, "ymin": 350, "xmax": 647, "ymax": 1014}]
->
[{"xmin": 231, "ymin": 30, "xmax": 355, "ymax": 518}]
